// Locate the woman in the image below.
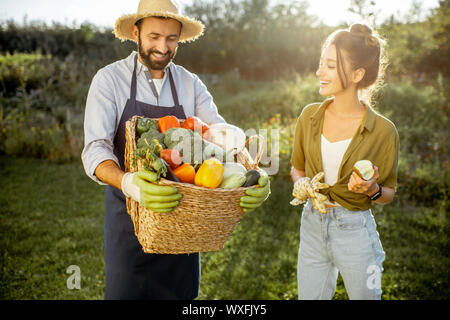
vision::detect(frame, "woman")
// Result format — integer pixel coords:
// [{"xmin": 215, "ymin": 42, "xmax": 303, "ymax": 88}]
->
[{"xmin": 290, "ymin": 24, "xmax": 399, "ymax": 300}]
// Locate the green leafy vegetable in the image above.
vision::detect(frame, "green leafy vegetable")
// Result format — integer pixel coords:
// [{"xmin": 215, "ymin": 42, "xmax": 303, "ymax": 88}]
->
[
  {"xmin": 134, "ymin": 134, "xmax": 167, "ymax": 181},
  {"xmin": 136, "ymin": 118, "xmax": 159, "ymax": 136}
]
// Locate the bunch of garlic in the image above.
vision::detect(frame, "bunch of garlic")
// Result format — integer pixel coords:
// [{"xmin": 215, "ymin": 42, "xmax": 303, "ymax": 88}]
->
[{"xmin": 290, "ymin": 172, "xmax": 330, "ymax": 213}]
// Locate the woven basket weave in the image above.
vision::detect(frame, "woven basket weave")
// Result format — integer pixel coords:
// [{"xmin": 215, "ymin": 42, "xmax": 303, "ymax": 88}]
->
[{"xmin": 124, "ymin": 115, "xmax": 264, "ymax": 254}]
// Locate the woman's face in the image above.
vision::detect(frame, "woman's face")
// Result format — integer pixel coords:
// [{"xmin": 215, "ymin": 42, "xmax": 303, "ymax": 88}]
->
[{"xmin": 316, "ymin": 44, "xmax": 348, "ymax": 96}]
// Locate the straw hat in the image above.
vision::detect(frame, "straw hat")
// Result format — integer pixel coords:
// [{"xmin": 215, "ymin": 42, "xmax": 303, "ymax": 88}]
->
[{"xmin": 114, "ymin": 0, "xmax": 205, "ymax": 43}]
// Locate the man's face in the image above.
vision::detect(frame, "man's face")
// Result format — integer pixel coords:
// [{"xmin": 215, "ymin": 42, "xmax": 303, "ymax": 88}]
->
[{"xmin": 134, "ymin": 17, "xmax": 181, "ymax": 71}]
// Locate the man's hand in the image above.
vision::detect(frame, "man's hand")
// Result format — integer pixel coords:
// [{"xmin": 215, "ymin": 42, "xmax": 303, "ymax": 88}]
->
[
  {"xmin": 240, "ymin": 172, "xmax": 271, "ymax": 213},
  {"xmin": 348, "ymin": 166, "xmax": 380, "ymax": 196},
  {"xmin": 122, "ymin": 170, "xmax": 182, "ymax": 213}
]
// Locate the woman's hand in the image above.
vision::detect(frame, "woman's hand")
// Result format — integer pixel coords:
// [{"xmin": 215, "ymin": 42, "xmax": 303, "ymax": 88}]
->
[{"xmin": 348, "ymin": 166, "xmax": 380, "ymax": 196}]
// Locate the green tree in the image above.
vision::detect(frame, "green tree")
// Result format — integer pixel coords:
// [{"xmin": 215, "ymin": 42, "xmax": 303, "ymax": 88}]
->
[
  {"xmin": 423, "ymin": 0, "xmax": 450, "ymax": 77},
  {"xmin": 348, "ymin": 0, "xmax": 380, "ymax": 26}
]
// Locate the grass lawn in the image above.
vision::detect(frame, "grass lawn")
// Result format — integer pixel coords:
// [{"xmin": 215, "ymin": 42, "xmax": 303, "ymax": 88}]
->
[{"xmin": 0, "ymin": 156, "xmax": 448, "ymax": 299}]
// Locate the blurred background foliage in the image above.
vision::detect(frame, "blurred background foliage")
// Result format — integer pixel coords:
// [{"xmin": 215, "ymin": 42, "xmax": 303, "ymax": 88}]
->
[{"xmin": 0, "ymin": 0, "xmax": 448, "ymax": 300}]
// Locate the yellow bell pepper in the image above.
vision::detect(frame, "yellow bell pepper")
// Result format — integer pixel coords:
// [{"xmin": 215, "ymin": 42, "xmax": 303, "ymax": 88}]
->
[{"xmin": 194, "ymin": 158, "xmax": 224, "ymax": 188}]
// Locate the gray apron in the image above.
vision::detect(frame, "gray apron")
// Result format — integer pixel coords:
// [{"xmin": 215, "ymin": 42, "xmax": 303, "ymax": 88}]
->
[{"xmin": 103, "ymin": 54, "xmax": 200, "ymax": 300}]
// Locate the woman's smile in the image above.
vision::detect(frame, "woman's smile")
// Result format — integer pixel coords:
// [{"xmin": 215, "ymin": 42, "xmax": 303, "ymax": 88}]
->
[{"xmin": 320, "ymin": 80, "xmax": 330, "ymax": 88}]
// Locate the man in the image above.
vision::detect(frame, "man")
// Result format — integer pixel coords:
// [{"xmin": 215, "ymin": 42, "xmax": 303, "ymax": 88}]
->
[{"xmin": 81, "ymin": 0, "xmax": 270, "ymax": 300}]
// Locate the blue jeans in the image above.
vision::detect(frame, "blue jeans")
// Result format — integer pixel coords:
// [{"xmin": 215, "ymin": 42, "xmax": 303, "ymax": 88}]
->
[{"xmin": 297, "ymin": 200, "xmax": 385, "ymax": 300}]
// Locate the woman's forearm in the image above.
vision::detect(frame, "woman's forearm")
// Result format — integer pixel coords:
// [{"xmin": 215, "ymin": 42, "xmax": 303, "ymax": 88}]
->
[
  {"xmin": 291, "ymin": 166, "xmax": 306, "ymax": 183},
  {"xmin": 369, "ymin": 185, "xmax": 395, "ymax": 205}
]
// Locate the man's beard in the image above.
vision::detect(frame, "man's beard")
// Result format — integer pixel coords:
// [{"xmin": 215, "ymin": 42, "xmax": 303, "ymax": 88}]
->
[{"xmin": 138, "ymin": 34, "xmax": 177, "ymax": 71}]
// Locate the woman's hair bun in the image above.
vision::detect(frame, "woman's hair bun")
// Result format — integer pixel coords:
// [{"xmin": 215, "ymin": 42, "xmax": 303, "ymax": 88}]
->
[
  {"xmin": 350, "ymin": 23, "xmax": 378, "ymax": 47},
  {"xmin": 350, "ymin": 23, "xmax": 372, "ymax": 35}
]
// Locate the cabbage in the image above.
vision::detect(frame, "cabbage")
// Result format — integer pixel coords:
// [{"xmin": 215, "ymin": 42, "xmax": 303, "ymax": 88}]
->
[
  {"xmin": 222, "ymin": 162, "xmax": 247, "ymax": 180},
  {"xmin": 208, "ymin": 123, "xmax": 246, "ymax": 155}
]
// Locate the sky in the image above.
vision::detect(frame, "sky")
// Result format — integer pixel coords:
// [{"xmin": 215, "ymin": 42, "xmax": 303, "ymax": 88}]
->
[{"xmin": 0, "ymin": 0, "xmax": 440, "ymax": 29}]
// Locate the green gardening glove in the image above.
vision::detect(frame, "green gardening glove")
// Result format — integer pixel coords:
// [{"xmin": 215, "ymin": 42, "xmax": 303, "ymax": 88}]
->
[
  {"xmin": 121, "ymin": 170, "xmax": 182, "ymax": 213},
  {"xmin": 239, "ymin": 172, "xmax": 271, "ymax": 213}
]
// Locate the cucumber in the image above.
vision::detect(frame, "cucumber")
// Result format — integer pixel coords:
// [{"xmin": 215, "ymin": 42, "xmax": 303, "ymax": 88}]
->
[{"xmin": 220, "ymin": 173, "xmax": 246, "ymax": 189}]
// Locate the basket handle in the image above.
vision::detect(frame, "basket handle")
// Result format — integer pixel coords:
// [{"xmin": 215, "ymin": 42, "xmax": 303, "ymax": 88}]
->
[{"xmin": 244, "ymin": 134, "xmax": 264, "ymax": 167}]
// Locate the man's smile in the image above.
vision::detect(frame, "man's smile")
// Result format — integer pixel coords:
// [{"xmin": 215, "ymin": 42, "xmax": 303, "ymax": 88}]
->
[{"xmin": 152, "ymin": 52, "xmax": 168, "ymax": 60}]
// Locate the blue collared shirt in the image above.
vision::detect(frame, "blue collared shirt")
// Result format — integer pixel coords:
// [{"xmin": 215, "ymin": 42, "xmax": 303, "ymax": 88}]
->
[{"xmin": 81, "ymin": 51, "xmax": 226, "ymax": 184}]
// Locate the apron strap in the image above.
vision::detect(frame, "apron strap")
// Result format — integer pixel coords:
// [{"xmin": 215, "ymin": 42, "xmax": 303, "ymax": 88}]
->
[
  {"xmin": 145, "ymin": 73, "xmax": 160, "ymax": 100},
  {"xmin": 130, "ymin": 54, "xmax": 138, "ymax": 104},
  {"xmin": 168, "ymin": 69, "xmax": 180, "ymax": 108}
]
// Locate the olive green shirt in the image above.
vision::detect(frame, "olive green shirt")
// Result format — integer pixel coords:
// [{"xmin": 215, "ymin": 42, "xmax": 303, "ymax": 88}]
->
[{"xmin": 291, "ymin": 98, "xmax": 400, "ymax": 211}]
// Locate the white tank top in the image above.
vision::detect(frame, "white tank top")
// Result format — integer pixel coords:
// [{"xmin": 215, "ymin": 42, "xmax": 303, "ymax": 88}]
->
[
  {"xmin": 321, "ymin": 135, "xmax": 352, "ymax": 207},
  {"xmin": 321, "ymin": 134, "xmax": 352, "ymax": 186}
]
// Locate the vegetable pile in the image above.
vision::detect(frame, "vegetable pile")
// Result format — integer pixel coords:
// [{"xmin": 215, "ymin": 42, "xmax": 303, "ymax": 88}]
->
[{"xmin": 133, "ymin": 116, "xmax": 266, "ymax": 189}]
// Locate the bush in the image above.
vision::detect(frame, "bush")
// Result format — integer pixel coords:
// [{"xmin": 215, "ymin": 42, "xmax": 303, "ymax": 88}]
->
[
  {"xmin": 375, "ymin": 78, "xmax": 448, "ymax": 204},
  {"xmin": 0, "ymin": 109, "xmax": 83, "ymax": 162},
  {"xmin": 0, "ymin": 52, "xmax": 54, "ymax": 96},
  {"xmin": 0, "ymin": 53, "xmax": 86, "ymax": 162}
]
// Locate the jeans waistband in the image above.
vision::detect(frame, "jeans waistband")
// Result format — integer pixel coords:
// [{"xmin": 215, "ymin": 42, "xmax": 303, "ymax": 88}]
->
[{"xmin": 305, "ymin": 199, "xmax": 370, "ymax": 220}]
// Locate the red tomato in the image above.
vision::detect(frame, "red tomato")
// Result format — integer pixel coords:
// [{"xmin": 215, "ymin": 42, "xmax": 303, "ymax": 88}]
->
[{"xmin": 160, "ymin": 149, "xmax": 182, "ymax": 170}]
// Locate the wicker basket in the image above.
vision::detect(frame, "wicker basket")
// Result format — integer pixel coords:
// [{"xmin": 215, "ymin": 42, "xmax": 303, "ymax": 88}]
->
[{"xmin": 124, "ymin": 115, "xmax": 264, "ymax": 254}]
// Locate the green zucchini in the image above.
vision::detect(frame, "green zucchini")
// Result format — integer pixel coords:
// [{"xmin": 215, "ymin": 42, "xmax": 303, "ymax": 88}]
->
[{"xmin": 220, "ymin": 173, "xmax": 246, "ymax": 189}]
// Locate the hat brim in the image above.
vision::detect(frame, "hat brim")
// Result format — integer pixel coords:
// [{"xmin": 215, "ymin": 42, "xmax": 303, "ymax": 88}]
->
[{"xmin": 114, "ymin": 12, "xmax": 204, "ymax": 43}]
